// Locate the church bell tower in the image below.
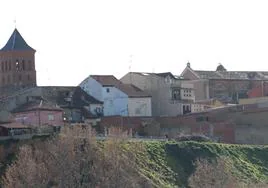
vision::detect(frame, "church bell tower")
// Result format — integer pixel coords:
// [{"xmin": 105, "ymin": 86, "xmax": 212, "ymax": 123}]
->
[{"xmin": 0, "ymin": 28, "xmax": 36, "ymax": 88}]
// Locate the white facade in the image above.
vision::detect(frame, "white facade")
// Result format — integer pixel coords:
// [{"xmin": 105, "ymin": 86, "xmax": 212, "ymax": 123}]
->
[
  {"xmin": 80, "ymin": 76, "xmax": 129, "ymax": 116},
  {"xmin": 80, "ymin": 76, "xmax": 152, "ymax": 117},
  {"xmin": 128, "ymin": 97, "xmax": 152, "ymax": 116}
]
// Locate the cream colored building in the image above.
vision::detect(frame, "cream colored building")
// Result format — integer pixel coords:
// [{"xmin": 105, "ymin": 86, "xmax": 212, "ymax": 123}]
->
[{"xmin": 121, "ymin": 72, "xmax": 204, "ymax": 116}]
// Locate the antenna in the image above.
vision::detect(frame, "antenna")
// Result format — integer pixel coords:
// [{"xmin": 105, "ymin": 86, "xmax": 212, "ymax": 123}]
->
[
  {"xmin": 14, "ymin": 18, "xmax": 17, "ymax": 28},
  {"xmin": 129, "ymin": 54, "xmax": 133, "ymax": 84}
]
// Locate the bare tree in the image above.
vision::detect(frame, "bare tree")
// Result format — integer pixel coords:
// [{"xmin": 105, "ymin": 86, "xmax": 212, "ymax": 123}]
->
[
  {"xmin": 188, "ymin": 157, "xmax": 240, "ymax": 188},
  {"xmin": 3, "ymin": 126, "xmax": 148, "ymax": 188}
]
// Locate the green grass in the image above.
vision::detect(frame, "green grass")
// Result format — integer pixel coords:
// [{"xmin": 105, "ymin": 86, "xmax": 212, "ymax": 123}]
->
[
  {"xmin": 137, "ymin": 141, "xmax": 268, "ymax": 187},
  {"xmin": 1, "ymin": 139, "xmax": 268, "ymax": 187}
]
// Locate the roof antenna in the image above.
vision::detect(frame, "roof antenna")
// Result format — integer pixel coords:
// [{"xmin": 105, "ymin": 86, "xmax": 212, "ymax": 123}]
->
[
  {"xmin": 129, "ymin": 54, "xmax": 133, "ymax": 84},
  {"xmin": 14, "ymin": 18, "xmax": 17, "ymax": 29}
]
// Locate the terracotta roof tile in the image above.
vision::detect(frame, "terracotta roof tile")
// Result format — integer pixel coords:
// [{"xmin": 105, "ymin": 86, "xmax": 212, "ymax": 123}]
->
[{"xmin": 91, "ymin": 75, "xmax": 122, "ymax": 86}]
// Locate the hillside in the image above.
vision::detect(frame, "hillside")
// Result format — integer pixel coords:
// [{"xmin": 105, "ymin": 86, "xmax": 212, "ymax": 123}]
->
[
  {"xmin": 139, "ymin": 141, "xmax": 268, "ymax": 187},
  {"xmin": 1, "ymin": 139, "xmax": 268, "ymax": 187}
]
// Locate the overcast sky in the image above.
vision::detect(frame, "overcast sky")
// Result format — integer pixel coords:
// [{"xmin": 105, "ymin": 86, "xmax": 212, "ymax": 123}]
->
[{"xmin": 1, "ymin": 0, "xmax": 268, "ymax": 86}]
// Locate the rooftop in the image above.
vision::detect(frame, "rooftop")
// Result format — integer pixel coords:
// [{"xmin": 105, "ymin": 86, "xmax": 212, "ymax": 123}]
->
[
  {"xmin": 0, "ymin": 28, "xmax": 35, "ymax": 52},
  {"xmin": 91, "ymin": 75, "xmax": 122, "ymax": 86},
  {"xmin": 184, "ymin": 63, "xmax": 268, "ymax": 80}
]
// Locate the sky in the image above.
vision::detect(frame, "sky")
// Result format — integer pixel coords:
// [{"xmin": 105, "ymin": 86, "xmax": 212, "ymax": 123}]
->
[{"xmin": 1, "ymin": 0, "xmax": 268, "ymax": 86}]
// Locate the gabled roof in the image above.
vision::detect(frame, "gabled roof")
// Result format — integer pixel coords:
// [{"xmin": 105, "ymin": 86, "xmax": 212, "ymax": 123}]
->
[
  {"xmin": 91, "ymin": 75, "xmax": 122, "ymax": 86},
  {"xmin": 40, "ymin": 86, "xmax": 103, "ymax": 108},
  {"xmin": 0, "ymin": 28, "xmax": 35, "ymax": 52},
  {"xmin": 181, "ymin": 64, "xmax": 268, "ymax": 80},
  {"xmin": 155, "ymin": 72, "xmax": 176, "ymax": 79},
  {"xmin": 12, "ymin": 97, "xmax": 63, "ymax": 113},
  {"xmin": 116, "ymin": 84, "xmax": 151, "ymax": 98},
  {"xmin": 90, "ymin": 75, "xmax": 150, "ymax": 97}
]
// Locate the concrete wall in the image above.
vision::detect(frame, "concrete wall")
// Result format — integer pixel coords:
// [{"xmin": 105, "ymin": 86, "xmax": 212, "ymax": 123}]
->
[
  {"xmin": 128, "ymin": 97, "xmax": 152, "ymax": 116},
  {"xmin": 102, "ymin": 86, "xmax": 128, "ymax": 116},
  {"xmin": 121, "ymin": 73, "xmax": 195, "ymax": 116},
  {"xmin": 239, "ymin": 97, "xmax": 268, "ymax": 105},
  {"xmin": 79, "ymin": 76, "xmax": 103, "ymax": 101},
  {"xmin": 80, "ymin": 76, "xmax": 129, "ymax": 116}
]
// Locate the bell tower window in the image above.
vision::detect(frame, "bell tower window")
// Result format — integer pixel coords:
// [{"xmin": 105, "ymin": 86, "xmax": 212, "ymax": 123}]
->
[
  {"xmin": 8, "ymin": 60, "xmax": 11, "ymax": 71},
  {"xmin": 5, "ymin": 61, "xmax": 7, "ymax": 71},
  {"xmin": 28, "ymin": 60, "xmax": 32, "ymax": 70},
  {"xmin": 16, "ymin": 60, "xmax": 19, "ymax": 71},
  {"xmin": 22, "ymin": 60, "xmax": 25, "ymax": 70}
]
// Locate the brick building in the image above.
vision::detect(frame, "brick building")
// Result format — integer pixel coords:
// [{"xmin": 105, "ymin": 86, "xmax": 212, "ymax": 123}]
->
[
  {"xmin": 0, "ymin": 29, "xmax": 36, "ymax": 94},
  {"xmin": 181, "ymin": 63, "xmax": 268, "ymax": 103}
]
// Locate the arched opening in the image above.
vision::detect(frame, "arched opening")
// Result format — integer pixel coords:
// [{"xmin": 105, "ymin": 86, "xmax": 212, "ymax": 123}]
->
[
  {"xmin": 16, "ymin": 60, "xmax": 19, "ymax": 71},
  {"xmin": 28, "ymin": 60, "xmax": 32, "ymax": 70},
  {"xmin": 22, "ymin": 60, "xmax": 25, "ymax": 70}
]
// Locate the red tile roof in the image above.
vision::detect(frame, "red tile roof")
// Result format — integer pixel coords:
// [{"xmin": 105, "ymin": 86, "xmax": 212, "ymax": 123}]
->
[
  {"xmin": 116, "ymin": 84, "xmax": 151, "ymax": 97},
  {"xmin": 91, "ymin": 75, "xmax": 122, "ymax": 86},
  {"xmin": 91, "ymin": 75, "xmax": 150, "ymax": 97}
]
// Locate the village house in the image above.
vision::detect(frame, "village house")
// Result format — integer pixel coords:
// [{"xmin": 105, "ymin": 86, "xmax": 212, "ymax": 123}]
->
[
  {"xmin": 12, "ymin": 96, "xmax": 64, "ymax": 127},
  {"xmin": 120, "ymin": 72, "xmax": 204, "ymax": 116},
  {"xmin": 181, "ymin": 63, "xmax": 268, "ymax": 103},
  {"xmin": 79, "ymin": 75, "xmax": 152, "ymax": 117}
]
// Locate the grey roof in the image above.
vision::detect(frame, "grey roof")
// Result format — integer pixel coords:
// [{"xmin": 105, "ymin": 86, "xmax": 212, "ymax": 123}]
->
[
  {"xmin": 155, "ymin": 72, "xmax": 176, "ymax": 79},
  {"xmin": 0, "ymin": 29, "xmax": 35, "ymax": 52},
  {"xmin": 195, "ymin": 70, "xmax": 268, "ymax": 80},
  {"xmin": 116, "ymin": 84, "xmax": 151, "ymax": 97}
]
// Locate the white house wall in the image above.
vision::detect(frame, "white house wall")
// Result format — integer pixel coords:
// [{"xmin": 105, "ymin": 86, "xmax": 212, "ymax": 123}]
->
[
  {"xmin": 128, "ymin": 97, "xmax": 152, "ymax": 116},
  {"xmin": 79, "ymin": 77, "xmax": 103, "ymax": 101},
  {"xmin": 102, "ymin": 86, "xmax": 129, "ymax": 116}
]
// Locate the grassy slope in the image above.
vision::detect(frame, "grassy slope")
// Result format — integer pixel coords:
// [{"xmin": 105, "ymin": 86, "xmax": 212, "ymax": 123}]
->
[{"xmin": 139, "ymin": 141, "xmax": 268, "ymax": 187}]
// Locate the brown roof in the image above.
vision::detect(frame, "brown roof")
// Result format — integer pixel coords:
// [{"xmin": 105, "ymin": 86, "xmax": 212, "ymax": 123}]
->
[
  {"xmin": 91, "ymin": 75, "xmax": 150, "ymax": 97},
  {"xmin": 12, "ymin": 98, "xmax": 63, "ymax": 113},
  {"xmin": 91, "ymin": 75, "xmax": 122, "ymax": 86},
  {"xmin": 116, "ymin": 84, "xmax": 151, "ymax": 98},
  {"xmin": 0, "ymin": 122, "xmax": 29, "ymax": 129}
]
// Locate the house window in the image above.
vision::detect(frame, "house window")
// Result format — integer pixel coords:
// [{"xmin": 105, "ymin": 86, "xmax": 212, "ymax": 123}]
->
[
  {"xmin": 172, "ymin": 89, "xmax": 181, "ymax": 100},
  {"xmin": 106, "ymin": 88, "xmax": 110, "ymax": 93},
  {"xmin": 48, "ymin": 114, "xmax": 55, "ymax": 121}
]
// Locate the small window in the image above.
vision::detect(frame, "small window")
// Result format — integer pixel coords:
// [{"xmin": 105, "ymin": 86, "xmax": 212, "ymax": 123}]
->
[
  {"xmin": 28, "ymin": 60, "xmax": 32, "ymax": 70},
  {"xmin": 106, "ymin": 88, "xmax": 110, "ymax": 93},
  {"xmin": 22, "ymin": 60, "xmax": 25, "ymax": 70},
  {"xmin": 16, "ymin": 60, "xmax": 19, "ymax": 71},
  {"xmin": 5, "ymin": 61, "xmax": 7, "ymax": 71},
  {"xmin": 48, "ymin": 114, "xmax": 54, "ymax": 121},
  {"xmin": 8, "ymin": 61, "xmax": 11, "ymax": 71}
]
